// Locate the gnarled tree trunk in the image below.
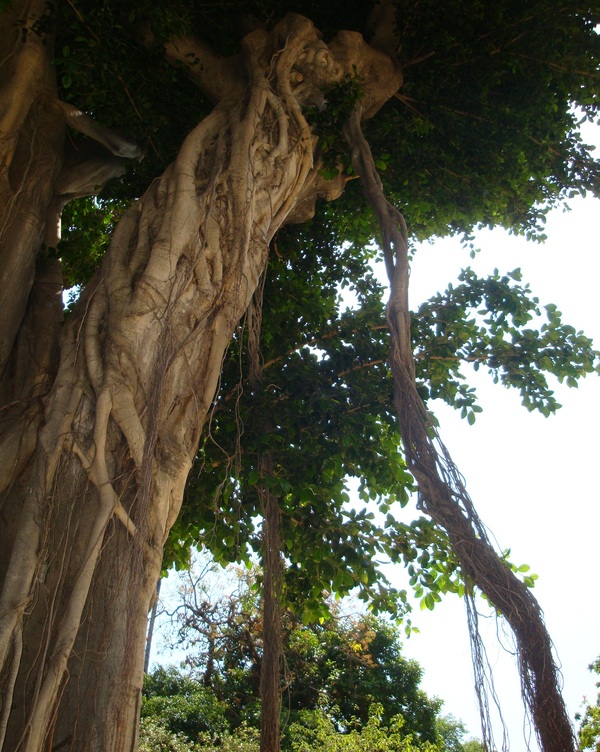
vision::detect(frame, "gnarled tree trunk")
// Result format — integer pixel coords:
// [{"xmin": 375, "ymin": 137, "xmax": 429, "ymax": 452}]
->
[{"xmin": 0, "ymin": 6, "xmax": 401, "ymax": 750}]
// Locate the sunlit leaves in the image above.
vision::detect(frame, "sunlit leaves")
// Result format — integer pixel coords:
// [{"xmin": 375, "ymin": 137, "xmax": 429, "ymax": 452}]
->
[{"xmin": 413, "ymin": 267, "xmax": 600, "ymax": 416}]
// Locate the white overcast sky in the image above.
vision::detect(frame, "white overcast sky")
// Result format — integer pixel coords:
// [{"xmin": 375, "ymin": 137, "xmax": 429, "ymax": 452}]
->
[{"xmin": 395, "ymin": 125, "xmax": 600, "ymax": 748}]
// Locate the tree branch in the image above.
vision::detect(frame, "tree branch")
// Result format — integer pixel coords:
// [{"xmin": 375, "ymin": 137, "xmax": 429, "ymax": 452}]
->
[
  {"xmin": 366, "ymin": 0, "xmax": 399, "ymax": 57},
  {"xmin": 135, "ymin": 21, "xmax": 241, "ymax": 104}
]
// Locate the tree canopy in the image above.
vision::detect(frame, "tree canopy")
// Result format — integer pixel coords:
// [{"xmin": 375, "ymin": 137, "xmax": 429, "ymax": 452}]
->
[{"xmin": 54, "ymin": 0, "xmax": 599, "ymax": 243}]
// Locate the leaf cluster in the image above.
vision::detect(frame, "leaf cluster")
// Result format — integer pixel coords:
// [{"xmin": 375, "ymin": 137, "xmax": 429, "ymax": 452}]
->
[
  {"xmin": 142, "ymin": 667, "xmax": 229, "ymax": 740},
  {"xmin": 371, "ymin": 0, "xmax": 600, "ymax": 240},
  {"xmin": 413, "ymin": 267, "xmax": 600, "ymax": 417},
  {"xmin": 307, "ymin": 71, "xmax": 365, "ymax": 178},
  {"xmin": 286, "ymin": 705, "xmax": 442, "ymax": 752}
]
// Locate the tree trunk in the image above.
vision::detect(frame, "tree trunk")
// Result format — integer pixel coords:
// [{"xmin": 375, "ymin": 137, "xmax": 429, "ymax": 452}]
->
[
  {"xmin": 259, "ymin": 457, "xmax": 283, "ymax": 752},
  {"xmin": 0, "ymin": 8, "xmax": 401, "ymax": 750},
  {"xmin": 144, "ymin": 579, "xmax": 161, "ymax": 674}
]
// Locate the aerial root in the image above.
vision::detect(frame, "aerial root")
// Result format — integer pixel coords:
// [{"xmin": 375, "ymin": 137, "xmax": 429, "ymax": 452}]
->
[{"xmin": 344, "ymin": 102, "xmax": 576, "ymax": 752}]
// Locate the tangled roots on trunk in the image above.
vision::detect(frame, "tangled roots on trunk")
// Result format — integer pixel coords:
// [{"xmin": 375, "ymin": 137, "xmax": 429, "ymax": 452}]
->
[{"xmin": 344, "ymin": 105, "xmax": 576, "ymax": 752}]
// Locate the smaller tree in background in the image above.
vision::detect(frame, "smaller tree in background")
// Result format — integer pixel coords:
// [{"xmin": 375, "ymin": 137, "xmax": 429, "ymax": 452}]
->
[
  {"xmin": 141, "ymin": 666, "xmax": 229, "ymax": 741},
  {"xmin": 145, "ymin": 559, "xmax": 482, "ymax": 751},
  {"xmin": 578, "ymin": 657, "xmax": 600, "ymax": 752},
  {"xmin": 283, "ymin": 611, "xmax": 440, "ymax": 740},
  {"xmin": 434, "ymin": 717, "xmax": 484, "ymax": 752}
]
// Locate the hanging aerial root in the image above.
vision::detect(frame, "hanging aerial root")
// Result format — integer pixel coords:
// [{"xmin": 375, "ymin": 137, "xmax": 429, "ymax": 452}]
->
[{"xmin": 344, "ymin": 104, "xmax": 576, "ymax": 752}]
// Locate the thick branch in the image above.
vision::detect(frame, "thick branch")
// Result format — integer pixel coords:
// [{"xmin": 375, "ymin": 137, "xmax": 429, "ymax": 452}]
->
[
  {"xmin": 164, "ymin": 35, "xmax": 241, "ymax": 103},
  {"xmin": 135, "ymin": 22, "xmax": 241, "ymax": 103},
  {"xmin": 55, "ymin": 100, "xmax": 143, "ymax": 159},
  {"xmin": 367, "ymin": 0, "xmax": 400, "ymax": 57},
  {"xmin": 330, "ymin": 30, "xmax": 402, "ymax": 119}
]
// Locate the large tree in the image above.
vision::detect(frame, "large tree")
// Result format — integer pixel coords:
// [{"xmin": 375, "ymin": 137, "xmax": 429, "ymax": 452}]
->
[{"xmin": 0, "ymin": 1, "xmax": 598, "ymax": 751}]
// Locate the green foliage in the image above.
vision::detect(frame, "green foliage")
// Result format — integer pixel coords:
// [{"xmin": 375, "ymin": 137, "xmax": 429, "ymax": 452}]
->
[
  {"xmin": 413, "ymin": 267, "xmax": 600, "ymax": 416},
  {"xmin": 139, "ymin": 717, "xmax": 260, "ymax": 752},
  {"xmin": 38, "ymin": 0, "xmax": 600, "ymax": 625},
  {"xmin": 374, "ymin": 0, "xmax": 600, "ymax": 240},
  {"xmin": 139, "ymin": 718, "xmax": 199, "ymax": 752},
  {"xmin": 307, "ymin": 71, "xmax": 365, "ymax": 178},
  {"xmin": 159, "ymin": 564, "xmax": 442, "ymax": 744},
  {"xmin": 578, "ymin": 657, "xmax": 600, "ymax": 751},
  {"xmin": 139, "ymin": 671, "xmax": 483, "ymax": 752},
  {"xmin": 142, "ymin": 667, "xmax": 229, "ymax": 740},
  {"xmin": 286, "ymin": 704, "xmax": 441, "ymax": 752},
  {"xmin": 59, "ymin": 197, "xmax": 130, "ymax": 291},
  {"xmin": 195, "ymin": 724, "xmax": 261, "ymax": 752},
  {"xmin": 139, "ymin": 709, "xmax": 448, "ymax": 752},
  {"xmin": 435, "ymin": 716, "xmax": 484, "ymax": 752},
  {"xmin": 283, "ymin": 612, "xmax": 442, "ymax": 740},
  {"xmin": 460, "ymin": 743, "xmax": 486, "ymax": 752}
]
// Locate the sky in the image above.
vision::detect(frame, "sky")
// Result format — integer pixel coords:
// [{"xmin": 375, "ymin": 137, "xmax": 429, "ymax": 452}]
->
[
  {"xmin": 395, "ymin": 184, "xmax": 600, "ymax": 748},
  {"xmin": 150, "ymin": 128, "xmax": 600, "ymax": 749}
]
